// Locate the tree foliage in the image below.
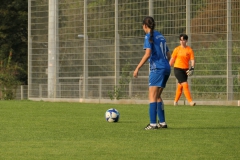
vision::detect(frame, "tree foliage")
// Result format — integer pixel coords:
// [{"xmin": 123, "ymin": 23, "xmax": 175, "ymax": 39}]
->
[
  {"xmin": 0, "ymin": 51, "xmax": 26, "ymax": 99},
  {"xmin": 0, "ymin": 0, "xmax": 28, "ymax": 85}
]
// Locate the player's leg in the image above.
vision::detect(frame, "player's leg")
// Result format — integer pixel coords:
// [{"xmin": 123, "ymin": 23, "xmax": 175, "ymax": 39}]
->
[
  {"xmin": 144, "ymin": 86, "xmax": 158, "ymax": 130},
  {"xmin": 174, "ymin": 68, "xmax": 195, "ymax": 106},
  {"xmin": 174, "ymin": 83, "xmax": 183, "ymax": 105},
  {"xmin": 149, "ymin": 86, "xmax": 158, "ymax": 125},
  {"xmin": 181, "ymin": 82, "xmax": 196, "ymax": 106},
  {"xmin": 156, "ymin": 72, "xmax": 170, "ymax": 128},
  {"xmin": 145, "ymin": 72, "xmax": 159, "ymax": 130},
  {"xmin": 174, "ymin": 68, "xmax": 185, "ymax": 105}
]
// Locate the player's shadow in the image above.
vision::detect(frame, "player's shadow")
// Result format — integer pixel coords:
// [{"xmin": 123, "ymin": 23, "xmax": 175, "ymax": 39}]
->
[
  {"xmin": 116, "ymin": 120, "xmax": 138, "ymax": 123},
  {"xmin": 166, "ymin": 126, "xmax": 240, "ymax": 130}
]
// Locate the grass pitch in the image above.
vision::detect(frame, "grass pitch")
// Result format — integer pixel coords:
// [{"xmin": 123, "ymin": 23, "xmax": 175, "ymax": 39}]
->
[{"xmin": 0, "ymin": 100, "xmax": 239, "ymax": 160}]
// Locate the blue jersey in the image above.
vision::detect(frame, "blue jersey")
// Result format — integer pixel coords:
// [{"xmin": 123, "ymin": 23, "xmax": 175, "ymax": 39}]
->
[{"xmin": 143, "ymin": 31, "xmax": 170, "ymax": 71}]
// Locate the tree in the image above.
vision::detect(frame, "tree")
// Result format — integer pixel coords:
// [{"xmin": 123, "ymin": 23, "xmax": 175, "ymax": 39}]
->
[
  {"xmin": 0, "ymin": 0, "xmax": 28, "ymax": 85},
  {"xmin": 0, "ymin": 51, "xmax": 26, "ymax": 99}
]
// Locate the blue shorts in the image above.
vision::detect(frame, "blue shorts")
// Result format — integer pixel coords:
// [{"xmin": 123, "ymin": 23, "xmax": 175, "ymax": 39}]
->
[{"xmin": 149, "ymin": 69, "xmax": 170, "ymax": 88}]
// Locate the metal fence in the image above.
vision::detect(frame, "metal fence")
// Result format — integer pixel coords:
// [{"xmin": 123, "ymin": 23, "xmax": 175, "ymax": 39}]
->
[{"xmin": 27, "ymin": 0, "xmax": 240, "ymax": 105}]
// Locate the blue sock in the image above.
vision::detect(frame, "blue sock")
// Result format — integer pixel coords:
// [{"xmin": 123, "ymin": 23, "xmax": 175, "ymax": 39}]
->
[
  {"xmin": 149, "ymin": 102, "xmax": 157, "ymax": 124},
  {"xmin": 157, "ymin": 102, "xmax": 165, "ymax": 123}
]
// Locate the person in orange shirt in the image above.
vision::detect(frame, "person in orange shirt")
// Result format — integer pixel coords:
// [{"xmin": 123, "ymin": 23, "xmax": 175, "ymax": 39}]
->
[{"xmin": 169, "ymin": 34, "xmax": 196, "ymax": 106}]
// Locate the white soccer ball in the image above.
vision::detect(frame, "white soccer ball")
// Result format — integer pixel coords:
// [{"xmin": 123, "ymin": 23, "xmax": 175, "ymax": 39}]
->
[{"xmin": 105, "ymin": 108, "xmax": 120, "ymax": 122}]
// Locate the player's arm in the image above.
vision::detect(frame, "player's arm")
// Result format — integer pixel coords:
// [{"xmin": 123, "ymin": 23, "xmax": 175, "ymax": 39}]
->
[
  {"xmin": 166, "ymin": 51, "xmax": 171, "ymax": 62},
  {"xmin": 189, "ymin": 48, "xmax": 195, "ymax": 68},
  {"xmin": 165, "ymin": 45, "xmax": 171, "ymax": 62},
  {"xmin": 186, "ymin": 60, "xmax": 195, "ymax": 76},
  {"xmin": 133, "ymin": 49, "xmax": 151, "ymax": 78},
  {"xmin": 190, "ymin": 59, "xmax": 195, "ymax": 68},
  {"xmin": 169, "ymin": 47, "xmax": 177, "ymax": 66},
  {"xmin": 169, "ymin": 57, "xmax": 175, "ymax": 67},
  {"xmin": 186, "ymin": 49, "xmax": 195, "ymax": 76}
]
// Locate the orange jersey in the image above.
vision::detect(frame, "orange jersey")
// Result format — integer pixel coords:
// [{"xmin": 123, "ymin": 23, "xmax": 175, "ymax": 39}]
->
[{"xmin": 171, "ymin": 46, "xmax": 194, "ymax": 69}]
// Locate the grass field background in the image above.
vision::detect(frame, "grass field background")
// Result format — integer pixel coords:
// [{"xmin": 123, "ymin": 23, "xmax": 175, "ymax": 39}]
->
[{"xmin": 0, "ymin": 100, "xmax": 239, "ymax": 160}]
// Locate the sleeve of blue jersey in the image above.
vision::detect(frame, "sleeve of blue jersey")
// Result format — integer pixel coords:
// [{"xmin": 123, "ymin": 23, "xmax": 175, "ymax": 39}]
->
[{"xmin": 143, "ymin": 35, "xmax": 151, "ymax": 50}]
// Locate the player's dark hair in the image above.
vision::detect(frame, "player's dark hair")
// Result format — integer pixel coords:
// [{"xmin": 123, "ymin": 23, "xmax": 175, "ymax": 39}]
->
[
  {"xmin": 179, "ymin": 34, "xmax": 188, "ymax": 40},
  {"xmin": 143, "ymin": 16, "xmax": 155, "ymax": 43}
]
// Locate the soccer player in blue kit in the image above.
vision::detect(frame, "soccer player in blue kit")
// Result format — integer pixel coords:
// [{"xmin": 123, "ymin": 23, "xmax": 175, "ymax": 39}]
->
[{"xmin": 133, "ymin": 16, "xmax": 171, "ymax": 130}]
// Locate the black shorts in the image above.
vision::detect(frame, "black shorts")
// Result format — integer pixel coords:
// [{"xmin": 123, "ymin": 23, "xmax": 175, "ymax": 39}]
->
[{"xmin": 174, "ymin": 67, "xmax": 188, "ymax": 83}]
